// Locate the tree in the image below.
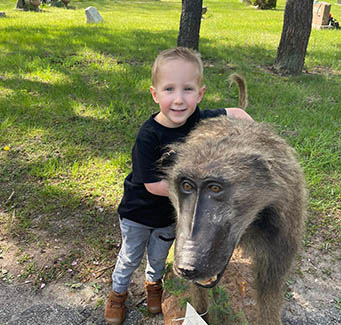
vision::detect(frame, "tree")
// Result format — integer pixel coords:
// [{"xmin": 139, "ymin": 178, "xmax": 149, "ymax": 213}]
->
[
  {"xmin": 274, "ymin": 0, "xmax": 313, "ymax": 74},
  {"xmin": 177, "ymin": 0, "xmax": 203, "ymax": 51}
]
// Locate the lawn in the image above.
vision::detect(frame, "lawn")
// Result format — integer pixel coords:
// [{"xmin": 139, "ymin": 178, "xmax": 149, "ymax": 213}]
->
[{"xmin": 0, "ymin": 0, "xmax": 340, "ymax": 290}]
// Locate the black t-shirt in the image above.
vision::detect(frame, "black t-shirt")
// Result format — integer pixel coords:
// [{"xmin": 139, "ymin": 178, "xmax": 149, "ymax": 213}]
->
[{"xmin": 117, "ymin": 106, "xmax": 227, "ymax": 228}]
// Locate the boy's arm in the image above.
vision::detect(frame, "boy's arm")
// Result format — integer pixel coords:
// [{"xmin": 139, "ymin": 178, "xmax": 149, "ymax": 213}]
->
[
  {"xmin": 144, "ymin": 180, "xmax": 169, "ymax": 197},
  {"xmin": 225, "ymin": 108, "xmax": 253, "ymax": 120}
]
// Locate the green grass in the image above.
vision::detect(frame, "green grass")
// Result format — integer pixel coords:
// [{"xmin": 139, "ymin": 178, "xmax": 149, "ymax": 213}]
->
[{"xmin": 0, "ymin": 0, "xmax": 340, "ymax": 287}]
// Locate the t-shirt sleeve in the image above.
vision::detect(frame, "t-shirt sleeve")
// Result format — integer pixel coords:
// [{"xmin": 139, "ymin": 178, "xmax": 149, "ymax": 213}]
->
[
  {"xmin": 199, "ymin": 108, "xmax": 227, "ymax": 119},
  {"xmin": 131, "ymin": 128, "xmax": 162, "ymax": 184}
]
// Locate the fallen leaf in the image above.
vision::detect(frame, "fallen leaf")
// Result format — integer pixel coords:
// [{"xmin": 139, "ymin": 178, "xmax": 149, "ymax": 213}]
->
[{"xmin": 240, "ymin": 280, "xmax": 247, "ymax": 297}]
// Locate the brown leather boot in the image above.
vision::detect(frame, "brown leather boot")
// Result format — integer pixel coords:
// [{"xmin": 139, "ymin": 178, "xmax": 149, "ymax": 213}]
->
[
  {"xmin": 145, "ymin": 280, "xmax": 163, "ymax": 314},
  {"xmin": 104, "ymin": 290, "xmax": 128, "ymax": 325}
]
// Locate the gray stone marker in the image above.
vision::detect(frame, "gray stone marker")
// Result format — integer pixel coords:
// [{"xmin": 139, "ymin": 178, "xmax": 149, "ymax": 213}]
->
[
  {"xmin": 0, "ymin": 12, "xmax": 6, "ymax": 17},
  {"xmin": 85, "ymin": 6, "xmax": 103, "ymax": 24}
]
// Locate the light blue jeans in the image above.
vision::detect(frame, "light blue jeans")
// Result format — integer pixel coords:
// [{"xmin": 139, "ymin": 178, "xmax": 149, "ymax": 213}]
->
[{"xmin": 112, "ymin": 218, "xmax": 176, "ymax": 294}]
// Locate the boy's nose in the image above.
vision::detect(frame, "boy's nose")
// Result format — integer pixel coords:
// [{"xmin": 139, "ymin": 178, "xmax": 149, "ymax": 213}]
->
[{"xmin": 174, "ymin": 91, "xmax": 184, "ymax": 104}]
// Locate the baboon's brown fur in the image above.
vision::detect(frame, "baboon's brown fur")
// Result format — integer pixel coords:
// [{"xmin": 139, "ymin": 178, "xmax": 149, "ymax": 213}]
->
[{"xmin": 165, "ymin": 116, "xmax": 307, "ymax": 324}]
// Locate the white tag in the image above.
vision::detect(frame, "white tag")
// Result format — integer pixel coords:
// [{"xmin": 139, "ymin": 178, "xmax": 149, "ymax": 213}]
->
[{"xmin": 182, "ymin": 302, "xmax": 208, "ymax": 325}]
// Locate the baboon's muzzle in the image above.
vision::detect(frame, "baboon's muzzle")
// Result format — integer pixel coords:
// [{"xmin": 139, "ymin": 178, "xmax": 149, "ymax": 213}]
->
[{"xmin": 174, "ymin": 225, "xmax": 236, "ymax": 288}]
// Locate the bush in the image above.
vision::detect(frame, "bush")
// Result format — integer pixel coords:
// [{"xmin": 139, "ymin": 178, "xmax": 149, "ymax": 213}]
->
[{"xmin": 253, "ymin": 0, "xmax": 277, "ymax": 9}]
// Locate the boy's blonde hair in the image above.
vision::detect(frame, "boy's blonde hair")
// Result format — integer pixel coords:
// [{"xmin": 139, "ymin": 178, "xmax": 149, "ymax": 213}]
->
[{"xmin": 151, "ymin": 47, "xmax": 204, "ymax": 87}]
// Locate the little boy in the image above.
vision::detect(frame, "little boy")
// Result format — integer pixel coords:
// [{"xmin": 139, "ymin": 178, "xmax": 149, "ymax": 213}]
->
[{"xmin": 104, "ymin": 47, "xmax": 252, "ymax": 325}]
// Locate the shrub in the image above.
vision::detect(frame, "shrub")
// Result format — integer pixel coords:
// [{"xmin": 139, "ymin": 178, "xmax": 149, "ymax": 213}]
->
[{"xmin": 253, "ymin": 0, "xmax": 277, "ymax": 9}]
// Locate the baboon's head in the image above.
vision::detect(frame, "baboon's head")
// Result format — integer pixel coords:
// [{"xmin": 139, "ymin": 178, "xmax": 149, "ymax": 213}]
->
[{"xmin": 165, "ymin": 117, "xmax": 289, "ymax": 288}]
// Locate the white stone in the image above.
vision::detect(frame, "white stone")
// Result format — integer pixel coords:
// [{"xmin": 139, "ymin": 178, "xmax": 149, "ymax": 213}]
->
[{"xmin": 85, "ymin": 6, "xmax": 103, "ymax": 24}]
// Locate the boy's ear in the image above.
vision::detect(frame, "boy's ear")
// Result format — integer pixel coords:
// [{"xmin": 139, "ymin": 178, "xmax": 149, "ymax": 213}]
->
[
  {"xmin": 150, "ymin": 86, "xmax": 159, "ymax": 104},
  {"xmin": 197, "ymin": 85, "xmax": 206, "ymax": 103}
]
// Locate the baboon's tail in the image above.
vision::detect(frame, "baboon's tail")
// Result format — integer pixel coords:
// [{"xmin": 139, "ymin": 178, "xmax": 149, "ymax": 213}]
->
[{"xmin": 228, "ymin": 73, "xmax": 248, "ymax": 110}]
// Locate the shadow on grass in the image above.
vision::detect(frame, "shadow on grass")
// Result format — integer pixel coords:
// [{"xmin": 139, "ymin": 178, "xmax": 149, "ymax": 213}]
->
[{"xmin": 0, "ymin": 147, "xmax": 121, "ymax": 245}]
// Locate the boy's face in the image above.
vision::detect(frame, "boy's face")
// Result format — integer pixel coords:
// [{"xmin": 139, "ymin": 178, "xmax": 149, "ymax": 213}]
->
[{"xmin": 150, "ymin": 59, "xmax": 205, "ymax": 128}]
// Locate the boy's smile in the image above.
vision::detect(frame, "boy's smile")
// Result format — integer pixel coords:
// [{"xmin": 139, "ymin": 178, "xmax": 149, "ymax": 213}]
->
[{"xmin": 150, "ymin": 59, "xmax": 205, "ymax": 128}]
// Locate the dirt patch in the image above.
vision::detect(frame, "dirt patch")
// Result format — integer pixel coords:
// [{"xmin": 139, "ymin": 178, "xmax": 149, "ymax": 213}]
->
[
  {"xmin": 1, "ymin": 209, "xmax": 340, "ymax": 324},
  {"xmin": 282, "ymin": 244, "xmax": 341, "ymax": 325}
]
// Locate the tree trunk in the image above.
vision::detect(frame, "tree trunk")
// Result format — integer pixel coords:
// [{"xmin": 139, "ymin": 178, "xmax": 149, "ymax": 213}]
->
[
  {"xmin": 177, "ymin": 0, "xmax": 203, "ymax": 51},
  {"xmin": 274, "ymin": 0, "xmax": 313, "ymax": 74}
]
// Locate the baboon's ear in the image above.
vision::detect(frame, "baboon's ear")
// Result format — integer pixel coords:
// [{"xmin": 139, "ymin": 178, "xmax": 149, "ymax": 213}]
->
[{"xmin": 160, "ymin": 148, "xmax": 177, "ymax": 167}]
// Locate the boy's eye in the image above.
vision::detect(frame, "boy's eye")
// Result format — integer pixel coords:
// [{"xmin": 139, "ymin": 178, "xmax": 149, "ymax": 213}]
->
[
  {"xmin": 165, "ymin": 87, "xmax": 173, "ymax": 91},
  {"xmin": 184, "ymin": 87, "xmax": 193, "ymax": 91}
]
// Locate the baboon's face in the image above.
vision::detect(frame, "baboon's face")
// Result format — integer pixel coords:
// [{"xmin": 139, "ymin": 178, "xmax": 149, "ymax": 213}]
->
[{"xmin": 172, "ymin": 175, "xmax": 243, "ymax": 288}]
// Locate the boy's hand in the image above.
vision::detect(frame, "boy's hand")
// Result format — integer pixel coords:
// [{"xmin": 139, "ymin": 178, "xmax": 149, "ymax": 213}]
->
[
  {"xmin": 145, "ymin": 180, "xmax": 169, "ymax": 197},
  {"xmin": 225, "ymin": 108, "xmax": 253, "ymax": 121}
]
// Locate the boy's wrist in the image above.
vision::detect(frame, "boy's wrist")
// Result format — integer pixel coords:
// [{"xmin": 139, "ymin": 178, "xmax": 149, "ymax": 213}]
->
[
  {"xmin": 144, "ymin": 180, "xmax": 169, "ymax": 197},
  {"xmin": 225, "ymin": 108, "xmax": 253, "ymax": 121}
]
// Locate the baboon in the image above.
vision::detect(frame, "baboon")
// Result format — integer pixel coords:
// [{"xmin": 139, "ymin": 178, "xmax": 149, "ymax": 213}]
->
[{"xmin": 164, "ymin": 113, "xmax": 307, "ymax": 324}]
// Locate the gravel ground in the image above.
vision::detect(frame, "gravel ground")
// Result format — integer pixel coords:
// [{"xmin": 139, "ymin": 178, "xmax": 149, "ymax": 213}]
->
[
  {"xmin": 1, "ymin": 242, "xmax": 340, "ymax": 325},
  {"xmin": 1, "ymin": 247, "xmax": 340, "ymax": 325}
]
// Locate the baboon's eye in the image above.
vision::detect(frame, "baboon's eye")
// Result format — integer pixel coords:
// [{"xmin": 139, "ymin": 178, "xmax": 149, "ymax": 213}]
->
[
  {"xmin": 182, "ymin": 182, "xmax": 193, "ymax": 192},
  {"xmin": 209, "ymin": 185, "xmax": 221, "ymax": 193}
]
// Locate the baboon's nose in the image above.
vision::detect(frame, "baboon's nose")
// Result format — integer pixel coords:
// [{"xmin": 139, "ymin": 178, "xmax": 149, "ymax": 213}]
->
[{"xmin": 175, "ymin": 240, "xmax": 201, "ymax": 279}]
